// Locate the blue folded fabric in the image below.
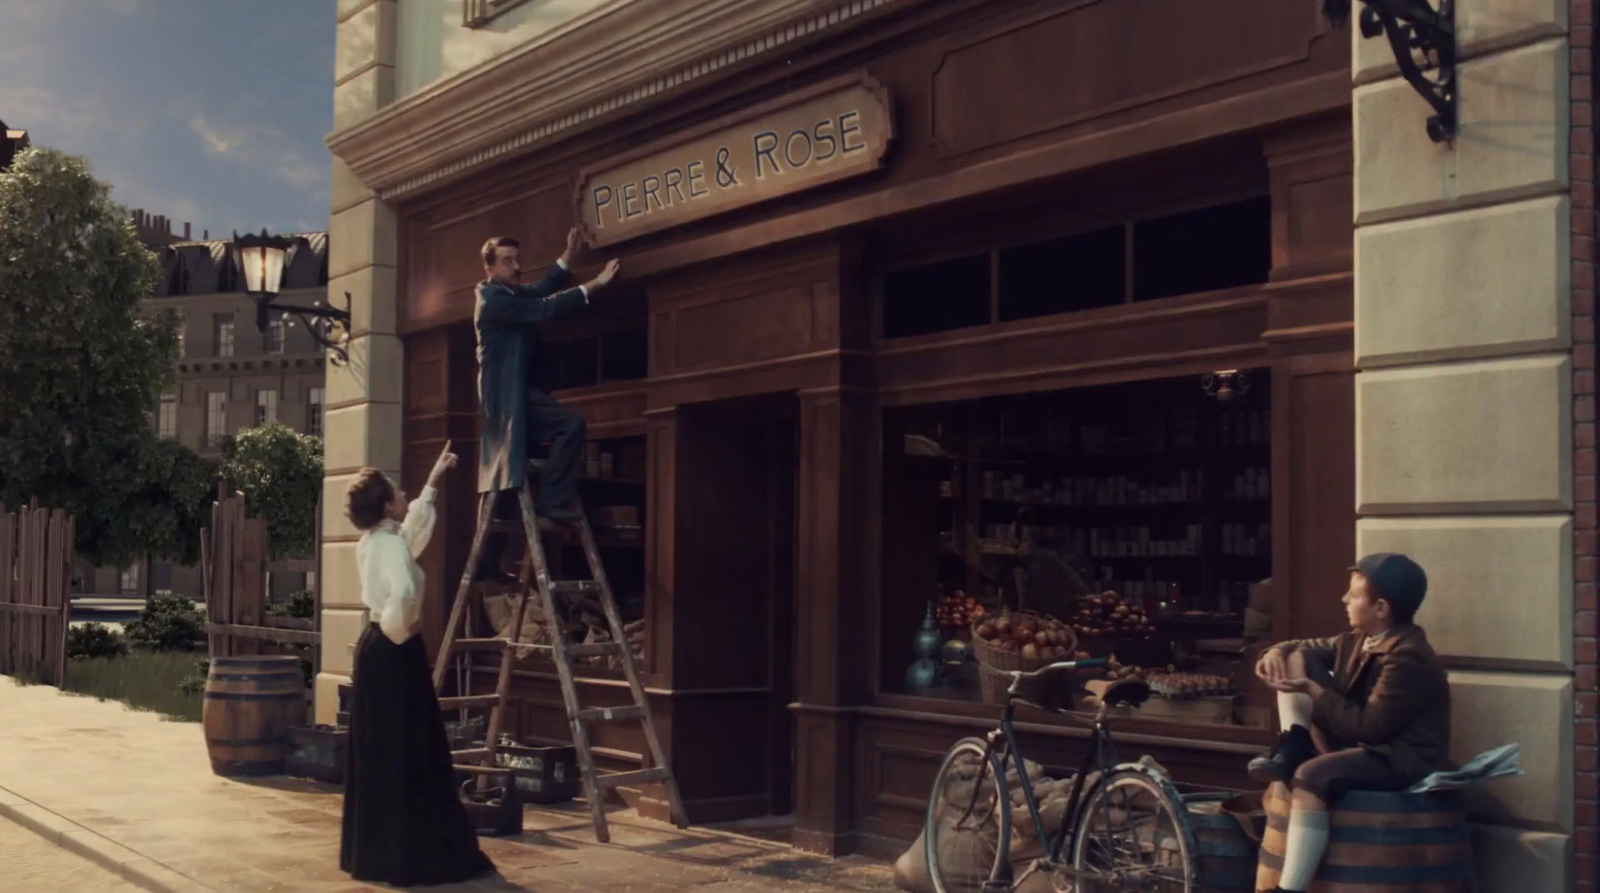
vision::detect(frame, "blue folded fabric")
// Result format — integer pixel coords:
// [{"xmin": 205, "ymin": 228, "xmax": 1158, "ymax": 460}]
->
[{"xmin": 1405, "ymin": 743, "xmax": 1523, "ymax": 793}]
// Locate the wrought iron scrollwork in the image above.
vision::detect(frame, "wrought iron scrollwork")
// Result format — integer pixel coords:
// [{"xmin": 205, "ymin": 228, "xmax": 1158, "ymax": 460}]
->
[{"xmin": 1325, "ymin": 0, "xmax": 1458, "ymax": 143}]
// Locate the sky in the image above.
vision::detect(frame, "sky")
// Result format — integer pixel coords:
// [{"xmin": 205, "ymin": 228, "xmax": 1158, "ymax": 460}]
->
[{"xmin": 0, "ymin": 0, "xmax": 336, "ymax": 239}]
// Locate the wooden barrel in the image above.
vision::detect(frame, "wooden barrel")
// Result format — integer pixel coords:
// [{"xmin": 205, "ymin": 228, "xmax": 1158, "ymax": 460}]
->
[
  {"xmin": 1182, "ymin": 792, "xmax": 1260, "ymax": 891},
  {"xmin": 201, "ymin": 656, "xmax": 306, "ymax": 777},
  {"xmin": 1257, "ymin": 781, "xmax": 1474, "ymax": 892}
]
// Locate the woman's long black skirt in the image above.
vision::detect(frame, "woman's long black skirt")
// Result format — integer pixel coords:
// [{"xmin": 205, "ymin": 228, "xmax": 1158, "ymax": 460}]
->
[{"xmin": 340, "ymin": 623, "xmax": 495, "ymax": 886}]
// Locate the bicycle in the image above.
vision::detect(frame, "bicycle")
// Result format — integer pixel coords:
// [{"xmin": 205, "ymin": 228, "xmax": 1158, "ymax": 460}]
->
[{"xmin": 923, "ymin": 658, "xmax": 1196, "ymax": 893}]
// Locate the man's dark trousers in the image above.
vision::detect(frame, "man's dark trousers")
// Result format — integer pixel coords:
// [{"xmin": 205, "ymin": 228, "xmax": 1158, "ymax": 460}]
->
[{"xmin": 475, "ymin": 390, "xmax": 586, "ymax": 580}]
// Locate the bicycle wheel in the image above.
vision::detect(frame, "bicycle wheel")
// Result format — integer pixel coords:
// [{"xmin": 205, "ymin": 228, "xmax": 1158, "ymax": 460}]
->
[
  {"xmin": 1069, "ymin": 768, "xmax": 1194, "ymax": 892},
  {"xmin": 925, "ymin": 737, "xmax": 1010, "ymax": 893}
]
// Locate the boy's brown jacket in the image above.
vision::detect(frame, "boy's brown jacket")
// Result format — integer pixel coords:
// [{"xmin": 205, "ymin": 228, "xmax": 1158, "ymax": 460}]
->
[{"xmin": 1272, "ymin": 624, "xmax": 1452, "ymax": 782}]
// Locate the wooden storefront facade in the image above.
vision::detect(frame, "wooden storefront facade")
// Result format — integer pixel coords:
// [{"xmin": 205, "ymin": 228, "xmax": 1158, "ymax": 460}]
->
[{"xmin": 389, "ymin": 0, "xmax": 1357, "ymax": 857}]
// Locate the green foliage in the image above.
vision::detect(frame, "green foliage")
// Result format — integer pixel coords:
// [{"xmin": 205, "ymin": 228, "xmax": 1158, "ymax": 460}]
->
[
  {"xmin": 0, "ymin": 147, "xmax": 216, "ymax": 567},
  {"xmin": 66, "ymin": 622, "xmax": 130, "ymax": 659},
  {"xmin": 268, "ymin": 588, "xmax": 317, "ymax": 619},
  {"xmin": 220, "ymin": 424, "xmax": 323, "ymax": 558},
  {"xmin": 178, "ymin": 655, "xmax": 210, "ymax": 696},
  {"xmin": 64, "ymin": 650, "xmax": 203, "ymax": 722},
  {"xmin": 124, "ymin": 591, "xmax": 206, "ymax": 652},
  {"xmin": 75, "ymin": 433, "xmax": 219, "ymax": 568}
]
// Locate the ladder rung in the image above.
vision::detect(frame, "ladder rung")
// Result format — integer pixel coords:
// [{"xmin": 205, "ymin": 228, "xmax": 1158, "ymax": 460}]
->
[
  {"xmin": 595, "ymin": 767, "xmax": 670, "ymax": 790},
  {"xmin": 452, "ymin": 637, "xmax": 511, "ymax": 651},
  {"xmin": 439, "ymin": 694, "xmax": 500, "ymax": 710},
  {"xmin": 452, "ymin": 747, "xmax": 491, "ymax": 761},
  {"xmin": 564, "ymin": 641, "xmax": 624, "ymax": 658},
  {"xmin": 551, "ymin": 580, "xmax": 597, "ymax": 595},
  {"xmin": 576, "ymin": 704, "xmax": 646, "ymax": 723}
]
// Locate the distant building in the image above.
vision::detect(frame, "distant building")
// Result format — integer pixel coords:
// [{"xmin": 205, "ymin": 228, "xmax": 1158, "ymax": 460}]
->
[
  {"xmin": 76, "ymin": 213, "xmax": 330, "ymax": 600},
  {"xmin": 1, "ymin": 118, "xmax": 29, "ymax": 169}
]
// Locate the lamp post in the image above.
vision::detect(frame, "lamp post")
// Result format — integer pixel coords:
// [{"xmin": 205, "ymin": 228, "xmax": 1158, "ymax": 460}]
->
[{"xmin": 232, "ymin": 229, "xmax": 352, "ymax": 367}]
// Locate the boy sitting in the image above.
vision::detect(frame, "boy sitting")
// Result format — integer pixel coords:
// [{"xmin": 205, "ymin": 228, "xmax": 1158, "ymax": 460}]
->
[{"xmin": 1249, "ymin": 553, "xmax": 1451, "ymax": 893}]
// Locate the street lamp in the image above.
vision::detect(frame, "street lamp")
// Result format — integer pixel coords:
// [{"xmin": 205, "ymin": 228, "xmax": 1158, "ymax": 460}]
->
[
  {"xmin": 1323, "ymin": 0, "xmax": 1457, "ymax": 143},
  {"xmin": 232, "ymin": 229, "xmax": 352, "ymax": 367}
]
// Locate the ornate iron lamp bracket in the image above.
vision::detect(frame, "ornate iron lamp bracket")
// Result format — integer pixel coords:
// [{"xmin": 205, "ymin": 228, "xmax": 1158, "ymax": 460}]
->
[
  {"xmin": 273, "ymin": 291, "xmax": 352, "ymax": 367},
  {"xmin": 1330, "ymin": 0, "xmax": 1458, "ymax": 142}
]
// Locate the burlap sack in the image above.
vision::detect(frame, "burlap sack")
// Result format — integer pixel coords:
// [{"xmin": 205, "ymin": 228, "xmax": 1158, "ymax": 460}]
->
[
  {"xmin": 482, "ymin": 592, "xmax": 554, "ymax": 648},
  {"xmin": 893, "ymin": 825, "xmax": 1061, "ymax": 893}
]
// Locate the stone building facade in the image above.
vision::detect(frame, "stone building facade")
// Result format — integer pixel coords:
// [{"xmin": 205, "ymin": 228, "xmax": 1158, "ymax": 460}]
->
[
  {"xmin": 320, "ymin": 1, "xmax": 1595, "ymax": 888},
  {"xmin": 77, "ymin": 218, "xmax": 332, "ymax": 599}
]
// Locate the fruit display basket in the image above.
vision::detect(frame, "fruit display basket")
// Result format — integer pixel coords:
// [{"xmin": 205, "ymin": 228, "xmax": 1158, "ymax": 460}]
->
[{"xmin": 971, "ymin": 610, "xmax": 1078, "ymax": 672}]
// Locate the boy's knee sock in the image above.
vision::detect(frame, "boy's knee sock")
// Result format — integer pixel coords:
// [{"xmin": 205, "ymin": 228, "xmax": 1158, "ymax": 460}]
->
[
  {"xmin": 1278, "ymin": 805, "xmax": 1330, "ymax": 891},
  {"xmin": 1278, "ymin": 690, "xmax": 1313, "ymax": 732}
]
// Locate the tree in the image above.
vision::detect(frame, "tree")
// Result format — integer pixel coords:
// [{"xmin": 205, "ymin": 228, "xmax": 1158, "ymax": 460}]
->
[
  {"xmin": 77, "ymin": 433, "xmax": 219, "ymax": 568},
  {"xmin": 220, "ymin": 423, "xmax": 323, "ymax": 558},
  {"xmin": 0, "ymin": 146, "xmax": 202, "ymax": 567}
]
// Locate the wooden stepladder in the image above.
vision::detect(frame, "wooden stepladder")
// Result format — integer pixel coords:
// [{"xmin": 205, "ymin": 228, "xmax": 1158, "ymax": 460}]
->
[{"xmin": 432, "ymin": 458, "xmax": 687, "ymax": 843}]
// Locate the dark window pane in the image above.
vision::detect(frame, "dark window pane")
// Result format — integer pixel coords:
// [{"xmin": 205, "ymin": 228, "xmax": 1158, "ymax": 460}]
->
[
  {"xmin": 553, "ymin": 337, "xmax": 599, "ymax": 390},
  {"xmin": 999, "ymin": 226, "xmax": 1125, "ymax": 321},
  {"xmin": 882, "ymin": 254, "xmax": 991, "ymax": 339},
  {"xmin": 1132, "ymin": 197, "xmax": 1271, "ymax": 302},
  {"xmin": 601, "ymin": 326, "xmax": 648, "ymax": 381}
]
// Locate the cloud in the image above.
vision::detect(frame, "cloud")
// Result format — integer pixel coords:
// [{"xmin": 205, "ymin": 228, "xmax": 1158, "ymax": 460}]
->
[{"xmin": 188, "ymin": 114, "xmax": 329, "ymax": 196}]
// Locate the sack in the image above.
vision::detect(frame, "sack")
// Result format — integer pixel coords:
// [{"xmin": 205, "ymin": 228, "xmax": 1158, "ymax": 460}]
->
[{"xmin": 482, "ymin": 592, "xmax": 553, "ymax": 648}]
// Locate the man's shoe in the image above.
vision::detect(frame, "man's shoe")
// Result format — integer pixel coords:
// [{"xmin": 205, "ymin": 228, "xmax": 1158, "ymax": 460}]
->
[{"xmin": 1247, "ymin": 724, "xmax": 1316, "ymax": 784}]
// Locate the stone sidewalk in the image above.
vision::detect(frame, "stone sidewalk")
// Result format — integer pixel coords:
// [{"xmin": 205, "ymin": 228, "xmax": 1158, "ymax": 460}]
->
[{"xmin": 0, "ymin": 677, "xmax": 895, "ymax": 893}]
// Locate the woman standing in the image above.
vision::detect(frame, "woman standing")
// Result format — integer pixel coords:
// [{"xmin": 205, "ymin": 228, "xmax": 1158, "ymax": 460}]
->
[{"xmin": 340, "ymin": 443, "xmax": 496, "ymax": 886}]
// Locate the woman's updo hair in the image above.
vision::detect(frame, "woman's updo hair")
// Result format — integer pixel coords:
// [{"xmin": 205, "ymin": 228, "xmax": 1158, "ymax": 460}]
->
[{"xmin": 345, "ymin": 468, "xmax": 394, "ymax": 531}]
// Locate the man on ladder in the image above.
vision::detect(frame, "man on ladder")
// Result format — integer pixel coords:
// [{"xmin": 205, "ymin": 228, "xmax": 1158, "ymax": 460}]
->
[
  {"xmin": 473, "ymin": 226, "xmax": 618, "ymax": 583},
  {"xmin": 432, "ymin": 224, "xmax": 687, "ymax": 844}
]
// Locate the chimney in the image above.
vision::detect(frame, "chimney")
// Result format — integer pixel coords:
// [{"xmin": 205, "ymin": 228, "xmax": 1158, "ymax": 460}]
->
[
  {"xmin": 203, "ymin": 229, "xmax": 209, "ymax": 240},
  {"xmin": 184, "ymin": 222, "xmax": 191, "ymax": 240}
]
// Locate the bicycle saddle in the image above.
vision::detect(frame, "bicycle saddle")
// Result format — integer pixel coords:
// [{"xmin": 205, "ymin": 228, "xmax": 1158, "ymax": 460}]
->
[{"xmin": 1094, "ymin": 677, "xmax": 1152, "ymax": 708}]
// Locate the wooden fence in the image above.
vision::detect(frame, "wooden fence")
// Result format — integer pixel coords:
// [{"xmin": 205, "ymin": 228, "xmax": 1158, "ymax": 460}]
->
[
  {"xmin": 202, "ymin": 492, "xmax": 320, "ymax": 666},
  {"xmin": 0, "ymin": 502, "xmax": 74, "ymax": 687}
]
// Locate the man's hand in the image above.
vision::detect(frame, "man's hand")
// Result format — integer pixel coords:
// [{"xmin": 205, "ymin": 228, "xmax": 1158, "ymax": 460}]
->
[
  {"xmin": 584, "ymin": 258, "xmax": 622, "ymax": 295},
  {"xmin": 426, "ymin": 440, "xmax": 458, "ymax": 489},
  {"xmin": 560, "ymin": 227, "xmax": 583, "ymax": 267}
]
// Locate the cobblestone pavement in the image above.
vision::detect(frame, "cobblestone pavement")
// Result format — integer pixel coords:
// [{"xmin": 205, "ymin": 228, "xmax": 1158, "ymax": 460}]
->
[
  {"xmin": 0, "ymin": 815, "xmax": 144, "ymax": 893},
  {"xmin": 0, "ymin": 677, "xmax": 897, "ymax": 893}
]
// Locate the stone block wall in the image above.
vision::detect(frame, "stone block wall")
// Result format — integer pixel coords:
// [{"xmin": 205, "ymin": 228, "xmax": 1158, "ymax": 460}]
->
[
  {"xmin": 1353, "ymin": 1, "xmax": 1586, "ymax": 889},
  {"xmin": 317, "ymin": 0, "xmax": 403, "ymax": 724}
]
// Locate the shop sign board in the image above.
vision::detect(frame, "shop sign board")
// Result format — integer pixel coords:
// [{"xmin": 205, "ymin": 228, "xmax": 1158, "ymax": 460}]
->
[{"xmin": 575, "ymin": 73, "xmax": 894, "ymax": 248}]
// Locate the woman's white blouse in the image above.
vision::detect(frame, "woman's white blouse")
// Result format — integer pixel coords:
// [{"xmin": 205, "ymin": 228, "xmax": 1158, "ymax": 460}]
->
[{"xmin": 356, "ymin": 485, "xmax": 439, "ymax": 644}]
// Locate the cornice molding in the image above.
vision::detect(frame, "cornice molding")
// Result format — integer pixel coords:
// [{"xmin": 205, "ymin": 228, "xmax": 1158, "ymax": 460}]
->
[{"xmin": 326, "ymin": 0, "xmax": 909, "ymax": 201}]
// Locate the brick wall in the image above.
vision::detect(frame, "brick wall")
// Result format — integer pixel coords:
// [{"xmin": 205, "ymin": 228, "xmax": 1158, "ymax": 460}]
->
[{"xmin": 1575, "ymin": 2, "xmax": 1598, "ymax": 890}]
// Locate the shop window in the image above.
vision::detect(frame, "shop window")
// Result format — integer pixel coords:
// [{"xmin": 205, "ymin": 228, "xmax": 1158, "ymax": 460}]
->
[
  {"xmin": 1132, "ymin": 197, "xmax": 1271, "ymax": 302},
  {"xmin": 882, "ymin": 254, "xmax": 992, "ymax": 339},
  {"xmin": 550, "ymin": 337, "xmax": 600, "ymax": 391},
  {"xmin": 880, "ymin": 371, "xmax": 1273, "ymax": 729},
  {"xmin": 998, "ymin": 226, "xmax": 1126, "ymax": 322},
  {"xmin": 600, "ymin": 326, "xmax": 648, "ymax": 382}
]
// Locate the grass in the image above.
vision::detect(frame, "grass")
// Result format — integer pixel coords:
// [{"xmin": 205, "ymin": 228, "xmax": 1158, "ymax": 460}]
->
[{"xmin": 61, "ymin": 650, "xmax": 206, "ymax": 723}]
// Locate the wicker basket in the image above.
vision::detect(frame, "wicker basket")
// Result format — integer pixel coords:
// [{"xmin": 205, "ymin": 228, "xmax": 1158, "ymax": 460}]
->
[
  {"xmin": 978, "ymin": 662, "xmax": 1017, "ymax": 705},
  {"xmin": 970, "ymin": 610, "xmax": 1077, "ymax": 672}
]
